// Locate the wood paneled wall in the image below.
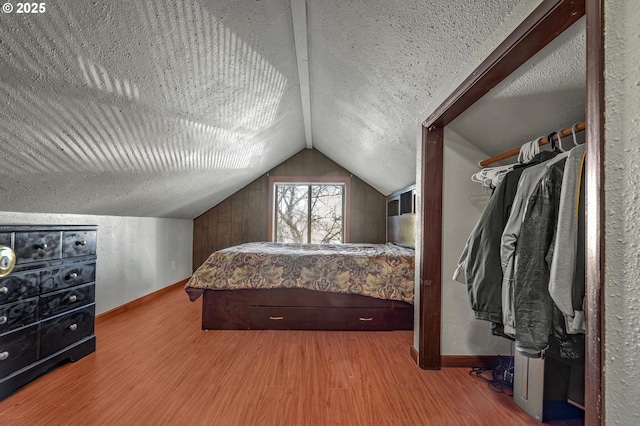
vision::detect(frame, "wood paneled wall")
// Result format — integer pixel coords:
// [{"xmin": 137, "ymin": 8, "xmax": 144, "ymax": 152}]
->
[{"xmin": 192, "ymin": 149, "xmax": 387, "ymax": 270}]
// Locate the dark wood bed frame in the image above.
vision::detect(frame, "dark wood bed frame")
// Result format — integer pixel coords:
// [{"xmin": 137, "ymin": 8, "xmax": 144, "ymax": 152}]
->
[
  {"xmin": 199, "ymin": 243, "xmax": 415, "ymax": 330},
  {"xmin": 199, "ymin": 190, "xmax": 417, "ymax": 331},
  {"xmin": 202, "ymin": 288, "xmax": 413, "ymax": 330}
]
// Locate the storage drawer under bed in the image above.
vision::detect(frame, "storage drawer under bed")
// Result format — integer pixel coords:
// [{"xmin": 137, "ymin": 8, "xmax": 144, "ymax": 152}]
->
[{"xmin": 247, "ymin": 306, "xmax": 397, "ymax": 330}]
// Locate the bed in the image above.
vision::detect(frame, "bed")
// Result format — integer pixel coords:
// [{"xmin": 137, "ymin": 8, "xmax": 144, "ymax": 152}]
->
[{"xmin": 185, "ymin": 241, "xmax": 415, "ymax": 331}]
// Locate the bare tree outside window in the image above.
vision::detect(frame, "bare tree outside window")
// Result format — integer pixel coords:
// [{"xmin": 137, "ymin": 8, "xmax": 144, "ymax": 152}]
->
[
  {"xmin": 275, "ymin": 184, "xmax": 309, "ymax": 243},
  {"xmin": 275, "ymin": 183, "xmax": 344, "ymax": 243}
]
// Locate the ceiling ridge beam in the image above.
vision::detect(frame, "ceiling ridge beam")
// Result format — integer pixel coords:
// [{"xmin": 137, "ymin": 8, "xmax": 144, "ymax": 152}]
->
[{"xmin": 290, "ymin": 0, "xmax": 313, "ymax": 149}]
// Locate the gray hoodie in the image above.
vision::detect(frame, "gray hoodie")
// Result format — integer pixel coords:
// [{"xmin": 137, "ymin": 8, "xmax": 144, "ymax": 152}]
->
[{"xmin": 548, "ymin": 144, "xmax": 587, "ymax": 334}]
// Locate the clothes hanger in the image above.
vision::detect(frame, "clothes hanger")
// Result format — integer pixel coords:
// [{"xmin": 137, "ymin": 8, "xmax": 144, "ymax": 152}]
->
[
  {"xmin": 517, "ymin": 138, "xmax": 541, "ymax": 164},
  {"xmin": 571, "ymin": 123, "xmax": 580, "ymax": 146},
  {"xmin": 472, "ymin": 163, "xmax": 515, "ymax": 191},
  {"xmin": 556, "ymin": 129, "xmax": 566, "ymax": 152},
  {"xmin": 548, "ymin": 131, "xmax": 560, "ymax": 152}
]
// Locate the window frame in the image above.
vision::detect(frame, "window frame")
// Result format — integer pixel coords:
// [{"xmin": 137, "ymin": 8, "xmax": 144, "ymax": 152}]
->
[{"xmin": 268, "ymin": 175, "xmax": 351, "ymax": 243}]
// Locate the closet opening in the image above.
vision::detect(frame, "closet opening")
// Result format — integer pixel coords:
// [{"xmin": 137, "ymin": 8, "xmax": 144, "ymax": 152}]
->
[{"xmin": 415, "ymin": 0, "xmax": 603, "ymax": 424}]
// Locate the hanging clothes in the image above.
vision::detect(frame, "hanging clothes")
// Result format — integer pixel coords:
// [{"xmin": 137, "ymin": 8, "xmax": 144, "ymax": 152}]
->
[
  {"xmin": 548, "ymin": 145, "xmax": 587, "ymax": 334},
  {"xmin": 513, "ymin": 157, "xmax": 566, "ymax": 357},
  {"xmin": 500, "ymin": 151, "xmax": 570, "ymax": 335},
  {"xmin": 458, "ymin": 124, "xmax": 587, "ymax": 364},
  {"xmin": 453, "ymin": 151, "xmax": 558, "ymax": 323}
]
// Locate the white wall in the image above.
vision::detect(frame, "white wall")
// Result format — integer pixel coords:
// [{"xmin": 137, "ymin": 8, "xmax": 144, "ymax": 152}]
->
[
  {"xmin": 604, "ymin": 1, "xmax": 640, "ymax": 424},
  {"xmin": 0, "ymin": 212, "xmax": 192, "ymax": 315},
  {"xmin": 413, "ymin": 128, "xmax": 512, "ymax": 355}
]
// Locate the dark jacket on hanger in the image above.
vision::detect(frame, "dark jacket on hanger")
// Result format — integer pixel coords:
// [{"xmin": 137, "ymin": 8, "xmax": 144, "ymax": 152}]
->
[
  {"xmin": 453, "ymin": 151, "xmax": 558, "ymax": 323},
  {"xmin": 513, "ymin": 158, "xmax": 565, "ymax": 357}
]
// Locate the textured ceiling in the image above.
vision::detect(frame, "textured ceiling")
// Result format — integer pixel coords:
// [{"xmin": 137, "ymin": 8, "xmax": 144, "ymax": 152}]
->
[
  {"xmin": 306, "ymin": 0, "xmax": 525, "ymax": 195},
  {"xmin": 0, "ymin": 0, "xmax": 304, "ymax": 218},
  {"xmin": 449, "ymin": 17, "xmax": 586, "ymax": 160},
  {"xmin": 0, "ymin": 0, "xmax": 583, "ymax": 219}
]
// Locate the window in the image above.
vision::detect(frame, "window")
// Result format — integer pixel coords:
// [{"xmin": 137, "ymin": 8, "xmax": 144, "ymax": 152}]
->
[{"xmin": 272, "ymin": 181, "xmax": 346, "ymax": 243}]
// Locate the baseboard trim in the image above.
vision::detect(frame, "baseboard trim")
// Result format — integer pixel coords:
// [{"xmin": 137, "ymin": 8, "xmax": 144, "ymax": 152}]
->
[
  {"xmin": 441, "ymin": 355, "xmax": 503, "ymax": 369},
  {"xmin": 410, "ymin": 346, "xmax": 419, "ymax": 364},
  {"xmin": 96, "ymin": 278, "xmax": 189, "ymax": 324}
]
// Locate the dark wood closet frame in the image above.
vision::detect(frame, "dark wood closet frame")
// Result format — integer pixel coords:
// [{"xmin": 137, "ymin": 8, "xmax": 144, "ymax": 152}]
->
[{"xmin": 417, "ymin": 0, "xmax": 604, "ymax": 425}]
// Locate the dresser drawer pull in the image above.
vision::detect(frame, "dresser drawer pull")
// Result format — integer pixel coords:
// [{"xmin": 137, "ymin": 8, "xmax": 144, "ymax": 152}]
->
[
  {"xmin": 0, "ymin": 286, "xmax": 7, "ymax": 295},
  {"xmin": 269, "ymin": 316, "xmax": 284, "ymax": 321},
  {"xmin": 0, "ymin": 316, "xmax": 6, "ymax": 325},
  {"xmin": 75, "ymin": 240, "xmax": 87, "ymax": 246},
  {"xmin": 34, "ymin": 243, "xmax": 48, "ymax": 250},
  {"xmin": 359, "ymin": 317, "xmax": 374, "ymax": 322},
  {"xmin": 0, "ymin": 245, "xmax": 16, "ymax": 277},
  {"xmin": 0, "ymin": 351, "xmax": 8, "ymax": 361},
  {"xmin": 65, "ymin": 272, "xmax": 78, "ymax": 281},
  {"xmin": 68, "ymin": 324, "xmax": 78, "ymax": 331},
  {"xmin": 68, "ymin": 295, "xmax": 77, "ymax": 303}
]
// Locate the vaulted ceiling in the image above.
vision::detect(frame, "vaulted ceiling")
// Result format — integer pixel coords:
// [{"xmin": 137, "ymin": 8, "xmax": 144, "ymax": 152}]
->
[{"xmin": 0, "ymin": 0, "xmax": 584, "ymax": 219}]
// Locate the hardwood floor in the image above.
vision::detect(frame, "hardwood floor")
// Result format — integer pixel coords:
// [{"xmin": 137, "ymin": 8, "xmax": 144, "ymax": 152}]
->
[{"xmin": 1, "ymin": 287, "xmax": 543, "ymax": 425}]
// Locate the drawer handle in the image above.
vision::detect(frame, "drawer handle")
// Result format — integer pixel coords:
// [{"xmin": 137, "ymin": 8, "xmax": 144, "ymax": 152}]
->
[
  {"xmin": 68, "ymin": 324, "xmax": 78, "ymax": 331},
  {"xmin": 0, "ymin": 315, "xmax": 6, "ymax": 325},
  {"xmin": 34, "ymin": 243, "xmax": 48, "ymax": 250},
  {"xmin": 68, "ymin": 295, "xmax": 77, "ymax": 303},
  {"xmin": 269, "ymin": 316, "xmax": 284, "ymax": 321},
  {"xmin": 359, "ymin": 317, "xmax": 374, "ymax": 322},
  {"xmin": 0, "ymin": 286, "xmax": 8, "ymax": 295},
  {"xmin": 0, "ymin": 351, "xmax": 8, "ymax": 361},
  {"xmin": 75, "ymin": 240, "xmax": 87, "ymax": 246},
  {"xmin": 65, "ymin": 272, "xmax": 78, "ymax": 281},
  {"xmin": 0, "ymin": 245, "xmax": 16, "ymax": 277}
]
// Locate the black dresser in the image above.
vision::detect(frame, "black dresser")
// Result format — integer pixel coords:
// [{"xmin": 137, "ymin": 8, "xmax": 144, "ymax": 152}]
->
[{"xmin": 0, "ymin": 225, "xmax": 97, "ymax": 399}]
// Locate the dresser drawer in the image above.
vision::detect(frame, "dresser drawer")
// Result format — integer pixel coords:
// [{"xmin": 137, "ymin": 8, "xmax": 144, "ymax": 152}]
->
[
  {"xmin": 0, "ymin": 324, "xmax": 39, "ymax": 377},
  {"xmin": 0, "ymin": 272, "xmax": 39, "ymax": 304},
  {"xmin": 0, "ymin": 233, "xmax": 10, "ymax": 247},
  {"xmin": 40, "ymin": 262, "xmax": 96, "ymax": 293},
  {"xmin": 63, "ymin": 231, "xmax": 97, "ymax": 258},
  {"xmin": 14, "ymin": 232, "xmax": 62, "ymax": 264},
  {"xmin": 0, "ymin": 297, "xmax": 38, "ymax": 334},
  {"xmin": 247, "ymin": 306, "xmax": 395, "ymax": 330},
  {"xmin": 40, "ymin": 304, "xmax": 95, "ymax": 358},
  {"xmin": 40, "ymin": 283, "xmax": 95, "ymax": 318}
]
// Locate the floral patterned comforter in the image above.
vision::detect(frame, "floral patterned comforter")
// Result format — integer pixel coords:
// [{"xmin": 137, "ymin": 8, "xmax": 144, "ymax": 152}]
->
[{"xmin": 185, "ymin": 242, "xmax": 415, "ymax": 304}]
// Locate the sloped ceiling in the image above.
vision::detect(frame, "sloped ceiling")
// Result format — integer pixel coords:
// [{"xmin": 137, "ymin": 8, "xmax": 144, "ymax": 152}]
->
[
  {"xmin": 449, "ymin": 17, "xmax": 586, "ymax": 158},
  {"xmin": 0, "ymin": 0, "xmax": 582, "ymax": 219}
]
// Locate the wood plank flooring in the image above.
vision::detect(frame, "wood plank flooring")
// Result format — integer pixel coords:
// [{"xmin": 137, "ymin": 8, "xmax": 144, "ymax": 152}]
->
[{"xmin": 0, "ymin": 287, "xmax": 543, "ymax": 425}]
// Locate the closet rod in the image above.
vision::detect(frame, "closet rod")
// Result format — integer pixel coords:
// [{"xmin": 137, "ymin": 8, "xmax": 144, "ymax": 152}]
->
[{"xmin": 479, "ymin": 121, "xmax": 586, "ymax": 167}]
